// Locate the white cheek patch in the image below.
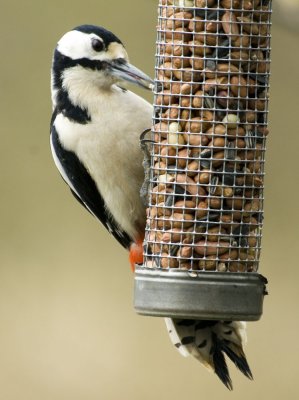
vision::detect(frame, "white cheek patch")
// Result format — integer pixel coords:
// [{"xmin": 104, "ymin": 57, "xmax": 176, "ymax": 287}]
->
[{"xmin": 57, "ymin": 30, "xmax": 94, "ymax": 59}]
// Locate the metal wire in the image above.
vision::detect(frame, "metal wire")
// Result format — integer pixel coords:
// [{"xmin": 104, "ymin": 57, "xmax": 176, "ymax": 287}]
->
[{"xmin": 143, "ymin": 0, "xmax": 272, "ymax": 272}]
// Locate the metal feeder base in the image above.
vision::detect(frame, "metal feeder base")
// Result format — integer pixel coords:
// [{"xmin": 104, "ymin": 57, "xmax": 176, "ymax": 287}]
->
[{"xmin": 134, "ymin": 267, "xmax": 267, "ymax": 321}]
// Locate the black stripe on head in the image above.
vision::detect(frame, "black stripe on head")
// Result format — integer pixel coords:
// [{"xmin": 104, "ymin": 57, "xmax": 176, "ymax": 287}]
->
[
  {"xmin": 52, "ymin": 50, "xmax": 102, "ymax": 124},
  {"xmin": 73, "ymin": 25, "xmax": 123, "ymax": 47},
  {"xmin": 53, "ymin": 49, "xmax": 106, "ymax": 77}
]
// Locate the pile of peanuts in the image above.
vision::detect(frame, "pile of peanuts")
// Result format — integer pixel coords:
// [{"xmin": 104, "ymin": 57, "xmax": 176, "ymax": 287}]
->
[{"xmin": 143, "ymin": 0, "xmax": 271, "ymax": 272}]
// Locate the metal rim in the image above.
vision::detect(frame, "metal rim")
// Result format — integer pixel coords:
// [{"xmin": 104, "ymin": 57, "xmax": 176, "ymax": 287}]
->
[{"xmin": 134, "ymin": 266, "xmax": 267, "ymax": 320}]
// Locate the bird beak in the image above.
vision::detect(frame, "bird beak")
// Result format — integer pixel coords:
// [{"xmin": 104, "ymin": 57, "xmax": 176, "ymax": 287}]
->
[{"xmin": 109, "ymin": 59, "xmax": 154, "ymax": 91}]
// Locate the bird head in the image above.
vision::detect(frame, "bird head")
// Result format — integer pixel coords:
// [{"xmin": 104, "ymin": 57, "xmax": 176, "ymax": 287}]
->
[{"xmin": 51, "ymin": 25, "xmax": 154, "ymax": 108}]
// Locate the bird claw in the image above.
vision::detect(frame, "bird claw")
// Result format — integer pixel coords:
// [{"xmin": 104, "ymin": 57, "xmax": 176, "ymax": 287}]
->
[{"xmin": 140, "ymin": 128, "xmax": 153, "ymax": 206}]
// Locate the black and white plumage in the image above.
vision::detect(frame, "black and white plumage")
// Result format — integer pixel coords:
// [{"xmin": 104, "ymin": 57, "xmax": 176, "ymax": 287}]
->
[
  {"xmin": 50, "ymin": 25, "xmax": 153, "ymax": 250},
  {"xmin": 50, "ymin": 25, "xmax": 252, "ymax": 389},
  {"xmin": 166, "ymin": 319, "xmax": 252, "ymax": 389}
]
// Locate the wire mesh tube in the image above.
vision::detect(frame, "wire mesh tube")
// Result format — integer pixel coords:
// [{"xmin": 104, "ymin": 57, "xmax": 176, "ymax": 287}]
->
[{"xmin": 135, "ymin": 0, "xmax": 270, "ymax": 319}]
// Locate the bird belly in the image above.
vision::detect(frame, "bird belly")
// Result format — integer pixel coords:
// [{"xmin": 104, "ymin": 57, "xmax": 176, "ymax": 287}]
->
[{"xmin": 54, "ymin": 91, "xmax": 152, "ymax": 241}]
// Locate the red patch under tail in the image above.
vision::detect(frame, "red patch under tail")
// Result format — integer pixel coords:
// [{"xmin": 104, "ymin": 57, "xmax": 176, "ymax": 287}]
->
[{"xmin": 129, "ymin": 238, "xmax": 144, "ymax": 272}]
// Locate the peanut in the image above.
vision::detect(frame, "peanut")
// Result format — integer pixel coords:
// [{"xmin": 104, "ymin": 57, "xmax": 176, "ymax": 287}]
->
[
  {"xmin": 199, "ymin": 255, "xmax": 217, "ymax": 271},
  {"xmin": 174, "ymin": 200, "xmax": 196, "ymax": 212},
  {"xmin": 178, "ymin": 246, "xmax": 192, "ymax": 259},
  {"xmin": 173, "ymin": 67, "xmax": 201, "ymax": 82},
  {"xmin": 192, "ymin": 90, "xmax": 204, "ymax": 108},
  {"xmin": 165, "ymin": 40, "xmax": 190, "ymax": 57},
  {"xmin": 172, "ymin": 213, "xmax": 194, "ymax": 229},
  {"xmin": 189, "ymin": 40, "xmax": 212, "ymax": 57},
  {"xmin": 230, "ymin": 75, "xmax": 248, "ymax": 97},
  {"xmin": 162, "ymin": 228, "xmax": 184, "ymax": 243},
  {"xmin": 188, "ymin": 17, "xmax": 204, "ymax": 33},
  {"xmin": 194, "ymin": 241, "xmax": 230, "ymax": 256},
  {"xmin": 222, "ymin": 11, "xmax": 240, "ymax": 41},
  {"xmin": 195, "ymin": 201, "xmax": 208, "ymax": 219},
  {"xmin": 165, "ymin": 27, "xmax": 192, "ymax": 42},
  {"xmin": 161, "ymin": 253, "xmax": 179, "ymax": 269}
]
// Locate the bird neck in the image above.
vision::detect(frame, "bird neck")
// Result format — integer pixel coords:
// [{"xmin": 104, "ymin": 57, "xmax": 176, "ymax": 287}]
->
[{"xmin": 52, "ymin": 65, "xmax": 116, "ymax": 124}]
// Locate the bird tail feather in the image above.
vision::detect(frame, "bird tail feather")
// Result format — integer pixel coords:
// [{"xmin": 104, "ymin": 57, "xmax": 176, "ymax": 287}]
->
[{"xmin": 165, "ymin": 318, "xmax": 253, "ymax": 390}]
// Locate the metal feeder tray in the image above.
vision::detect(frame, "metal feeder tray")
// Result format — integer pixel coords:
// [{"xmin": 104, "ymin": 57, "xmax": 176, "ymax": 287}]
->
[{"xmin": 134, "ymin": 266, "xmax": 267, "ymax": 321}]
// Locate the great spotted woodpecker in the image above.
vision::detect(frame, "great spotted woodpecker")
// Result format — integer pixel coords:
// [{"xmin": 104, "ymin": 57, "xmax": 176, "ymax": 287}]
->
[{"xmin": 50, "ymin": 25, "xmax": 252, "ymax": 389}]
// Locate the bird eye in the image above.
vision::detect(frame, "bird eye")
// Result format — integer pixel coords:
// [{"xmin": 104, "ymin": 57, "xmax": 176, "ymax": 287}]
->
[{"xmin": 91, "ymin": 38, "xmax": 104, "ymax": 52}]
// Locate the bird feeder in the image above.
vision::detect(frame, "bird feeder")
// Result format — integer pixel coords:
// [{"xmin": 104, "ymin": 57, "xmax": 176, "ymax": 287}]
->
[{"xmin": 135, "ymin": 0, "xmax": 270, "ymax": 321}]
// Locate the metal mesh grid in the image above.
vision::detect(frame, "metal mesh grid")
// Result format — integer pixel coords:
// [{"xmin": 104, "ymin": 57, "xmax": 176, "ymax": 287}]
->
[{"xmin": 143, "ymin": 0, "xmax": 272, "ymax": 273}]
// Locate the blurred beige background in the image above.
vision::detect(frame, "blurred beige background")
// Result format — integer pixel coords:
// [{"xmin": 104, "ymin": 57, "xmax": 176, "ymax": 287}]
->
[{"xmin": 0, "ymin": 1, "xmax": 298, "ymax": 399}]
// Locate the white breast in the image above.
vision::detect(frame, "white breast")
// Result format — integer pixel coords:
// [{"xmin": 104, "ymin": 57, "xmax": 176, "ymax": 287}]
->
[{"xmin": 54, "ymin": 86, "xmax": 153, "ymax": 240}]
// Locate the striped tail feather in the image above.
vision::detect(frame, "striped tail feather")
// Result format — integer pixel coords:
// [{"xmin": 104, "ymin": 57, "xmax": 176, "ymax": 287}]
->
[{"xmin": 165, "ymin": 318, "xmax": 253, "ymax": 390}]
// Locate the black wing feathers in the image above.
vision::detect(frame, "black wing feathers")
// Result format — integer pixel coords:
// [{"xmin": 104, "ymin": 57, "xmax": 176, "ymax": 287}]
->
[{"xmin": 51, "ymin": 124, "xmax": 132, "ymax": 250}]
